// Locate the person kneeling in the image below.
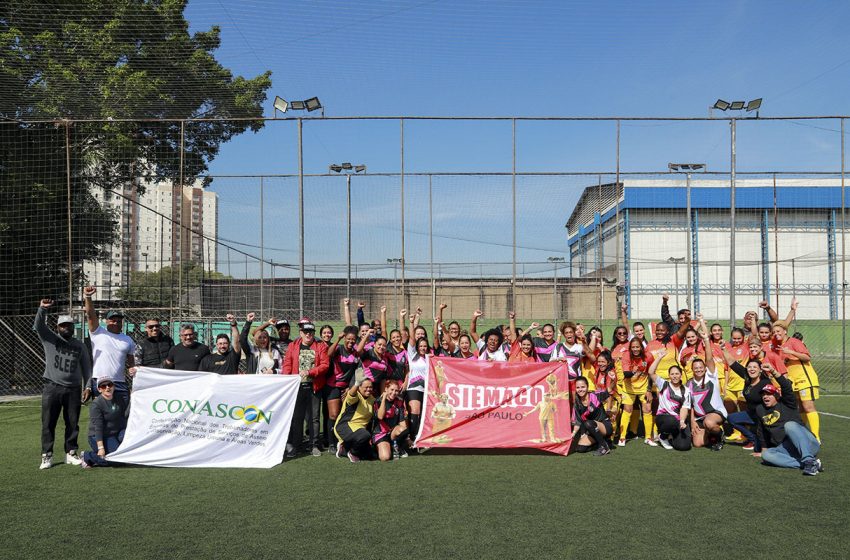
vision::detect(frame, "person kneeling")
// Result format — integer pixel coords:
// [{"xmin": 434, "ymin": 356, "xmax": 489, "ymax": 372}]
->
[
  {"xmin": 333, "ymin": 379, "xmax": 375, "ymax": 463},
  {"xmin": 82, "ymin": 379, "xmax": 129, "ymax": 468},
  {"xmin": 571, "ymin": 377, "xmax": 613, "ymax": 456},
  {"xmin": 372, "ymin": 380, "xmax": 409, "ymax": 461},
  {"xmin": 757, "ymin": 371, "xmax": 822, "ymax": 476}
]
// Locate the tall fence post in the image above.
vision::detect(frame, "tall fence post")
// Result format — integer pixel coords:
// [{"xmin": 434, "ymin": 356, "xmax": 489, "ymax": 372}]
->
[
  {"xmin": 511, "ymin": 118, "xmax": 517, "ymax": 310},
  {"xmin": 842, "ymin": 117, "xmax": 846, "ymax": 393},
  {"xmin": 64, "ymin": 121, "xmax": 73, "ymax": 313},
  {"xmin": 400, "ymin": 119, "xmax": 407, "ymax": 311},
  {"xmin": 729, "ymin": 118, "xmax": 736, "ymax": 326},
  {"xmin": 429, "ymin": 174, "xmax": 435, "ymax": 318},
  {"xmin": 178, "ymin": 120, "xmax": 185, "ymax": 323},
  {"xmin": 259, "ymin": 176, "xmax": 264, "ymax": 317},
  {"xmin": 298, "ymin": 118, "xmax": 304, "ymax": 318}
]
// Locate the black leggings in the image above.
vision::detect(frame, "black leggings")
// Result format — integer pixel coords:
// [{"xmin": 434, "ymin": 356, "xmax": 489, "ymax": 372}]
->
[
  {"xmin": 335, "ymin": 422, "xmax": 372, "ymax": 458},
  {"xmin": 656, "ymin": 414, "xmax": 692, "ymax": 451}
]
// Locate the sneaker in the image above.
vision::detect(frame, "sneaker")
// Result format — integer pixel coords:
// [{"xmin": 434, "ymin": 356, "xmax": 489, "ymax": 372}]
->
[
  {"xmin": 592, "ymin": 446, "xmax": 610, "ymax": 456},
  {"xmin": 617, "ymin": 439, "xmax": 626, "ymax": 447},
  {"xmin": 710, "ymin": 438, "xmax": 725, "ymax": 452},
  {"xmin": 336, "ymin": 444, "xmax": 346, "ymax": 459},
  {"xmin": 65, "ymin": 451, "xmax": 82, "ymax": 466},
  {"xmin": 816, "ymin": 458, "xmax": 824, "ymax": 472},
  {"xmin": 310, "ymin": 447, "xmax": 321, "ymax": 457},
  {"xmin": 644, "ymin": 438, "xmax": 658, "ymax": 447},
  {"xmin": 39, "ymin": 453, "xmax": 53, "ymax": 470},
  {"xmin": 284, "ymin": 444, "xmax": 297, "ymax": 460},
  {"xmin": 742, "ymin": 442, "xmax": 755, "ymax": 451},
  {"xmin": 802, "ymin": 458, "xmax": 818, "ymax": 476},
  {"xmin": 347, "ymin": 451, "xmax": 360, "ymax": 464},
  {"xmin": 328, "ymin": 443, "xmax": 337, "ymax": 455},
  {"xmin": 398, "ymin": 447, "xmax": 409, "ymax": 459},
  {"xmin": 80, "ymin": 459, "xmax": 92, "ymax": 470},
  {"xmin": 392, "ymin": 442, "xmax": 400, "ymax": 460},
  {"xmin": 658, "ymin": 438, "xmax": 673, "ymax": 451}
]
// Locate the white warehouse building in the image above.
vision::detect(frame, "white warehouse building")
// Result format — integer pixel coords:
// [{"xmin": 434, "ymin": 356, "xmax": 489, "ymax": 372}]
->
[{"xmin": 566, "ymin": 178, "xmax": 846, "ymax": 321}]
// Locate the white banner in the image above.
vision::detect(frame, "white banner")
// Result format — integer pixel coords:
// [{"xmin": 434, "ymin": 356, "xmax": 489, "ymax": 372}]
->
[{"xmin": 107, "ymin": 367, "xmax": 299, "ymax": 468}]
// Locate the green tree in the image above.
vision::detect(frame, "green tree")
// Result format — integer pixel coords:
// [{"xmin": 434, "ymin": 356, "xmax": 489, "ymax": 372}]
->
[
  {"xmin": 0, "ymin": 1, "xmax": 271, "ymax": 313},
  {"xmin": 116, "ymin": 260, "xmax": 230, "ymax": 308}
]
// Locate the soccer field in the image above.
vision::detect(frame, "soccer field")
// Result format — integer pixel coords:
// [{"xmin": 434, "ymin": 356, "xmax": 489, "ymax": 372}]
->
[{"xmin": 2, "ymin": 398, "xmax": 849, "ymax": 559}]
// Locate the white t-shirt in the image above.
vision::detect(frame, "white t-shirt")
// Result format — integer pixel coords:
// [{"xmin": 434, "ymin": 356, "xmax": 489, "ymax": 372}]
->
[
  {"xmin": 90, "ymin": 326, "xmax": 135, "ymax": 382},
  {"xmin": 476, "ymin": 339, "xmax": 507, "ymax": 362},
  {"xmin": 654, "ymin": 375, "xmax": 691, "ymax": 416},
  {"xmin": 407, "ymin": 344, "xmax": 428, "ymax": 390}
]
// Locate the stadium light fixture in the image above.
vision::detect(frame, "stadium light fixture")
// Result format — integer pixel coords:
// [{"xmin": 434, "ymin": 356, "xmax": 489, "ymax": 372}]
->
[
  {"xmin": 329, "ymin": 164, "xmax": 343, "ymax": 173},
  {"xmin": 354, "ymin": 165, "xmax": 367, "ymax": 173},
  {"xmin": 290, "ymin": 100, "xmax": 306, "ymax": 110},
  {"xmin": 341, "ymin": 162, "xmax": 353, "ymax": 170},
  {"xmin": 713, "ymin": 99, "xmax": 731, "ymax": 111},
  {"xmin": 729, "ymin": 101, "xmax": 746, "ymax": 111},
  {"xmin": 304, "ymin": 97, "xmax": 322, "ymax": 112},
  {"xmin": 273, "ymin": 96, "xmax": 288, "ymax": 117},
  {"xmin": 330, "ymin": 163, "xmax": 367, "ymax": 174},
  {"xmin": 668, "ymin": 163, "xmax": 706, "ymax": 172}
]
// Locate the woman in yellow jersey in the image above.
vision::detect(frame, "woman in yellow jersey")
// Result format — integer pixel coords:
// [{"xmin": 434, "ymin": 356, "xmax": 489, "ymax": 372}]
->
[
  {"xmin": 585, "ymin": 350, "xmax": 621, "ymax": 432},
  {"xmin": 618, "ymin": 338, "xmax": 655, "ymax": 447},
  {"xmin": 333, "ymin": 379, "xmax": 376, "ymax": 463},
  {"xmin": 771, "ymin": 321, "xmax": 821, "ymax": 441},
  {"xmin": 721, "ymin": 327, "xmax": 748, "ymax": 415}
]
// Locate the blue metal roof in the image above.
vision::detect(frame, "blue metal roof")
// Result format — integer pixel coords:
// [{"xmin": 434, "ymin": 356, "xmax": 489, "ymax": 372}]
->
[{"xmin": 623, "ymin": 186, "xmax": 843, "ymax": 209}]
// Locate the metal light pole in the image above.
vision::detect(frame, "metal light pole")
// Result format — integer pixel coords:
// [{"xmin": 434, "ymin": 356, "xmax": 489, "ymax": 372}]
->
[
  {"xmin": 548, "ymin": 256, "xmax": 565, "ymax": 323},
  {"xmin": 668, "ymin": 163, "xmax": 705, "ymax": 310},
  {"xmin": 668, "ymin": 256, "xmax": 685, "ymax": 310},
  {"xmin": 142, "ymin": 252, "xmax": 148, "ymax": 302},
  {"xmin": 329, "ymin": 163, "xmax": 366, "ymax": 300},
  {"xmin": 387, "ymin": 258, "xmax": 402, "ymax": 325}
]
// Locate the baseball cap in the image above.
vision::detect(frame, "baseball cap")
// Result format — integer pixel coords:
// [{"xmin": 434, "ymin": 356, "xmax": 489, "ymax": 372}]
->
[
  {"xmin": 300, "ymin": 322, "xmax": 316, "ymax": 332},
  {"xmin": 761, "ymin": 384, "xmax": 780, "ymax": 396},
  {"xmin": 97, "ymin": 378, "xmax": 115, "ymax": 388},
  {"xmin": 57, "ymin": 315, "xmax": 75, "ymax": 325},
  {"xmin": 275, "ymin": 319, "xmax": 289, "ymax": 328},
  {"xmin": 105, "ymin": 310, "xmax": 124, "ymax": 319}
]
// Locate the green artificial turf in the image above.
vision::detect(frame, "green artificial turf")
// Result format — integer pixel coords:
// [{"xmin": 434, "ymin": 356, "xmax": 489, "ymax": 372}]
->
[{"xmin": 2, "ymin": 397, "xmax": 849, "ymax": 559}]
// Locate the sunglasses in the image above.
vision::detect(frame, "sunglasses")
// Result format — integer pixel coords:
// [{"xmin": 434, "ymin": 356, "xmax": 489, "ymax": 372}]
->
[
  {"xmin": 98, "ymin": 382, "xmax": 114, "ymax": 389},
  {"xmin": 146, "ymin": 324, "xmax": 161, "ymax": 329}
]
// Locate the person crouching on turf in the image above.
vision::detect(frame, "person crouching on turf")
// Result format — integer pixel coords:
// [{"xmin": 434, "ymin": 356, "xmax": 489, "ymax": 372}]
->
[
  {"xmin": 333, "ymin": 379, "xmax": 376, "ymax": 463},
  {"xmin": 757, "ymin": 370, "xmax": 823, "ymax": 476},
  {"xmin": 81, "ymin": 378, "xmax": 129, "ymax": 468},
  {"xmin": 372, "ymin": 380, "xmax": 409, "ymax": 461},
  {"xmin": 648, "ymin": 351, "xmax": 691, "ymax": 451},
  {"xmin": 571, "ymin": 376, "xmax": 613, "ymax": 456},
  {"xmin": 685, "ymin": 315, "xmax": 727, "ymax": 450}
]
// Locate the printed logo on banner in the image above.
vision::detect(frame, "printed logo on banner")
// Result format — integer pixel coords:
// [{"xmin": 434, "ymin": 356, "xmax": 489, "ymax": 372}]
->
[
  {"xmin": 421, "ymin": 360, "xmax": 571, "ymax": 450},
  {"xmin": 151, "ymin": 399, "xmax": 274, "ymax": 425}
]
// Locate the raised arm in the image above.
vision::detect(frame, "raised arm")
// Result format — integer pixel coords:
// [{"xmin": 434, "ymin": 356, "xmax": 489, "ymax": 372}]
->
[
  {"xmin": 620, "ymin": 303, "xmax": 630, "ymax": 332},
  {"xmin": 34, "ymin": 299, "xmax": 59, "ymax": 343},
  {"xmin": 380, "ymin": 305, "xmax": 388, "ymax": 335},
  {"xmin": 355, "ymin": 331, "xmax": 370, "ymax": 355},
  {"xmin": 785, "ymin": 297, "xmax": 798, "ymax": 325},
  {"xmin": 660, "ymin": 294, "xmax": 676, "ymax": 332},
  {"xmin": 410, "ymin": 307, "xmax": 422, "ymax": 332},
  {"xmin": 647, "ymin": 346, "xmax": 667, "ymax": 384},
  {"xmin": 343, "ymin": 298, "xmax": 353, "ymax": 326},
  {"xmin": 356, "ymin": 301, "xmax": 367, "ymax": 327},
  {"xmin": 759, "ymin": 300, "xmax": 779, "ymax": 323},
  {"xmin": 697, "ymin": 314, "xmax": 715, "ymax": 373},
  {"xmin": 470, "ymin": 309, "xmax": 483, "ymax": 343},
  {"xmin": 240, "ymin": 313, "xmax": 255, "ymax": 354},
  {"xmin": 328, "ymin": 332, "xmax": 345, "ymax": 359},
  {"xmin": 508, "ymin": 312, "xmax": 518, "ymax": 344},
  {"xmin": 83, "ymin": 286, "xmax": 98, "ymax": 332},
  {"xmin": 227, "ymin": 314, "xmax": 241, "ymax": 354}
]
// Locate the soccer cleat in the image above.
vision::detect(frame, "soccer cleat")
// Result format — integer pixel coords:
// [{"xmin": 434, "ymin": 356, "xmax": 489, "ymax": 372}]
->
[
  {"xmin": 801, "ymin": 458, "xmax": 818, "ymax": 476},
  {"xmin": 39, "ymin": 453, "xmax": 53, "ymax": 470},
  {"xmin": 65, "ymin": 451, "xmax": 82, "ymax": 466},
  {"xmin": 644, "ymin": 438, "xmax": 658, "ymax": 447},
  {"xmin": 658, "ymin": 438, "xmax": 673, "ymax": 450},
  {"xmin": 592, "ymin": 446, "xmax": 610, "ymax": 456},
  {"xmin": 347, "ymin": 451, "xmax": 360, "ymax": 464},
  {"xmin": 617, "ymin": 439, "xmax": 626, "ymax": 447}
]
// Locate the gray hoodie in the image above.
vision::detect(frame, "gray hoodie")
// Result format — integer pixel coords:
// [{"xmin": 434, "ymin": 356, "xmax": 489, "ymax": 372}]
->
[{"xmin": 33, "ymin": 307, "xmax": 92, "ymax": 388}]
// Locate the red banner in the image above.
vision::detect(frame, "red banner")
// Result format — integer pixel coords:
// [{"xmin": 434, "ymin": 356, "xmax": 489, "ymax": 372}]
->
[{"xmin": 416, "ymin": 357, "xmax": 573, "ymax": 456}]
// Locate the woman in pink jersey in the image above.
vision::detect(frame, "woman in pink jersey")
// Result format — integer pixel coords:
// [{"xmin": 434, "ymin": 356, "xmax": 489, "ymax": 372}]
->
[{"xmin": 325, "ymin": 325, "xmax": 361, "ymax": 455}]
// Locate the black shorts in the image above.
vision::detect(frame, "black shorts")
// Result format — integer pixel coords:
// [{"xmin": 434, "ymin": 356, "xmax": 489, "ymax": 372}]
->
[
  {"xmin": 323, "ymin": 385, "xmax": 343, "ymax": 400},
  {"xmin": 372, "ymin": 433, "xmax": 392, "ymax": 446},
  {"xmin": 407, "ymin": 389, "xmax": 424, "ymax": 402}
]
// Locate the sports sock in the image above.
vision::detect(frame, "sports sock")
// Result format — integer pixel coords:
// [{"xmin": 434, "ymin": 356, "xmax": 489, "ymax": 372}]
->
[
  {"xmin": 619, "ymin": 409, "xmax": 632, "ymax": 440},
  {"xmin": 804, "ymin": 411, "xmax": 821, "ymax": 441},
  {"xmin": 642, "ymin": 413, "xmax": 654, "ymax": 440},
  {"xmin": 629, "ymin": 409, "xmax": 640, "ymax": 436}
]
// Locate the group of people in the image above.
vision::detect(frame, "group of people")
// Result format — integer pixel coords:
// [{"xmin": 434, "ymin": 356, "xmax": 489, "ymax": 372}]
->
[{"xmin": 35, "ymin": 288, "xmax": 825, "ymax": 475}]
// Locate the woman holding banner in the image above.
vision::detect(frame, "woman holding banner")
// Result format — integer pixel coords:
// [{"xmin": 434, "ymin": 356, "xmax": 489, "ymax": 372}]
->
[{"xmin": 81, "ymin": 378, "xmax": 129, "ymax": 468}]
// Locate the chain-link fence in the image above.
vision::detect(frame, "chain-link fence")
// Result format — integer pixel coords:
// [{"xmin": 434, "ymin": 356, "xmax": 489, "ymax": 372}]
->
[{"xmin": 1, "ymin": 115, "xmax": 848, "ymax": 395}]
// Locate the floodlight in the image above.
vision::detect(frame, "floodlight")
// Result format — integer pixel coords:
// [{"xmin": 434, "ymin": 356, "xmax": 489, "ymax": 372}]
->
[
  {"xmin": 730, "ymin": 101, "xmax": 745, "ymax": 110},
  {"xmin": 341, "ymin": 162, "xmax": 353, "ymax": 170},
  {"xmin": 304, "ymin": 97, "xmax": 322, "ymax": 112},
  {"xmin": 329, "ymin": 164, "xmax": 343, "ymax": 173},
  {"xmin": 273, "ymin": 96, "xmax": 288, "ymax": 114},
  {"xmin": 354, "ymin": 165, "xmax": 367, "ymax": 173},
  {"xmin": 746, "ymin": 98, "xmax": 762, "ymax": 112},
  {"xmin": 713, "ymin": 99, "xmax": 730, "ymax": 111},
  {"xmin": 290, "ymin": 100, "xmax": 306, "ymax": 110}
]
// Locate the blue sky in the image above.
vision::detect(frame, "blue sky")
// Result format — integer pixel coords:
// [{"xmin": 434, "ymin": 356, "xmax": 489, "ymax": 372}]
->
[{"xmin": 181, "ymin": 1, "xmax": 850, "ymax": 277}]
